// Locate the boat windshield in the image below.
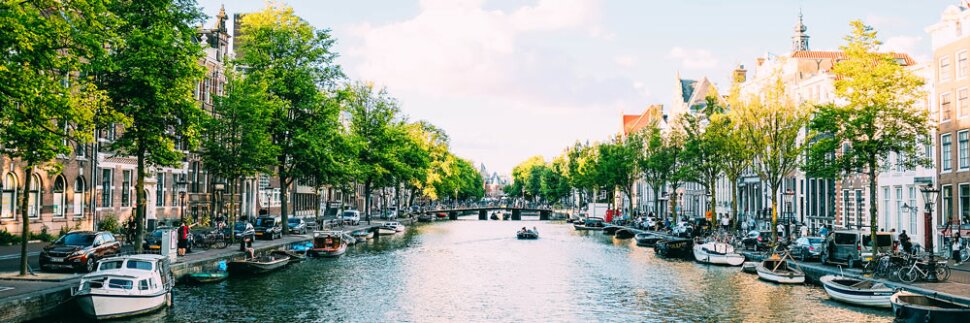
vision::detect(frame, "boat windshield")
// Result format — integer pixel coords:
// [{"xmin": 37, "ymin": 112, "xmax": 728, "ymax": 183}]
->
[
  {"xmin": 55, "ymin": 233, "xmax": 95, "ymax": 247},
  {"xmin": 126, "ymin": 260, "xmax": 153, "ymax": 270},
  {"xmin": 99, "ymin": 260, "xmax": 124, "ymax": 270},
  {"xmin": 107, "ymin": 278, "xmax": 133, "ymax": 290}
]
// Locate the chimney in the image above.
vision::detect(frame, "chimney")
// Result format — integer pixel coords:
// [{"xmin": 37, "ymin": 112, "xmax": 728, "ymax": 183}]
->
[{"xmin": 756, "ymin": 58, "xmax": 765, "ymax": 66}]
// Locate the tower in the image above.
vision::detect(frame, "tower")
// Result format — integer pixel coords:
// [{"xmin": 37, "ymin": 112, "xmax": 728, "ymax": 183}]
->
[{"xmin": 792, "ymin": 11, "xmax": 809, "ymax": 52}]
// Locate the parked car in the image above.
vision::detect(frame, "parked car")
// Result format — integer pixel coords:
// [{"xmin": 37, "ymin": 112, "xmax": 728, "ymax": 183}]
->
[
  {"xmin": 287, "ymin": 217, "xmax": 307, "ymax": 234},
  {"xmin": 225, "ymin": 221, "xmax": 256, "ymax": 241},
  {"xmin": 341, "ymin": 210, "xmax": 361, "ymax": 225},
  {"xmin": 254, "ymin": 216, "xmax": 282, "ymax": 240},
  {"xmin": 791, "ymin": 236, "xmax": 825, "ymax": 261},
  {"xmin": 741, "ymin": 230, "xmax": 776, "ymax": 251},
  {"xmin": 144, "ymin": 226, "xmax": 194, "ymax": 253},
  {"xmin": 821, "ymin": 230, "xmax": 895, "ymax": 268},
  {"xmin": 39, "ymin": 231, "xmax": 121, "ymax": 272}
]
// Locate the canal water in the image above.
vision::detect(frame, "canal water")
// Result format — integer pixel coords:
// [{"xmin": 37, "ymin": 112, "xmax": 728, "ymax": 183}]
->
[{"xmin": 59, "ymin": 217, "xmax": 892, "ymax": 322}]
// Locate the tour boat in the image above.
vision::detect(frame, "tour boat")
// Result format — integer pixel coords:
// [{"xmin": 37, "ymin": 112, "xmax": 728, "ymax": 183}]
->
[
  {"xmin": 74, "ymin": 254, "xmax": 173, "ymax": 320},
  {"xmin": 383, "ymin": 221, "xmax": 406, "ymax": 232},
  {"xmin": 228, "ymin": 255, "xmax": 290, "ymax": 275},
  {"xmin": 756, "ymin": 256, "xmax": 805, "ymax": 284},
  {"xmin": 614, "ymin": 229, "xmax": 636, "ymax": 239},
  {"xmin": 308, "ymin": 231, "xmax": 348, "ymax": 258},
  {"xmin": 517, "ymin": 229, "xmax": 539, "ymax": 239},
  {"xmin": 819, "ymin": 275, "xmax": 893, "ymax": 308},
  {"xmin": 654, "ymin": 237, "xmax": 693, "ymax": 259},
  {"xmin": 890, "ymin": 290, "xmax": 970, "ymax": 323},
  {"xmin": 741, "ymin": 261, "xmax": 758, "ymax": 274},
  {"xmin": 692, "ymin": 242, "xmax": 745, "ymax": 266},
  {"xmin": 635, "ymin": 233, "xmax": 661, "ymax": 247}
]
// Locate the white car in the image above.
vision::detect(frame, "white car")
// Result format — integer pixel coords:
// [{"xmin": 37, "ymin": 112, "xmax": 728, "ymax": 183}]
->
[{"xmin": 341, "ymin": 210, "xmax": 361, "ymax": 226}]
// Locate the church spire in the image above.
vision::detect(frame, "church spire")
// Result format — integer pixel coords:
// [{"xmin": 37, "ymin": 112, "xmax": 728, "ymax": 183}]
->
[{"xmin": 792, "ymin": 10, "xmax": 810, "ymax": 52}]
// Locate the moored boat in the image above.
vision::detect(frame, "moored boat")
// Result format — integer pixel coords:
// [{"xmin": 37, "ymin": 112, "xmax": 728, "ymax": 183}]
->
[
  {"xmin": 635, "ymin": 233, "xmax": 661, "ymax": 247},
  {"xmin": 819, "ymin": 275, "xmax": 893, "ymax": 308},
  {"xmin": 614, "ymin": 229, "xmax": 635, "ymax": 239},
  {"xmin": 654, "ymin": 237, "xmax": 693, "ymax": 259},
  {"xmin": 342, "ymin": 232, "xmax": 357, "ymax": 246},
  {"xmin": 890, "ymin": 290, "xmax": 970, "ymax": 323},
  {"xmin": 516, "ymin": 229, "xmax": 539, "ymax": 239},
  {"xmin": 186, "ymin": 271, "xmax": 228, "ymax": 284},
  {"xmin": 351, "ymin": 230, "xmax": 373, "ymax": 242},
  {"xmin": 308, "ymin": 231, "xmax": 349, "ymax": 258},
  {"xmin": 692, "ymin": 242, "xmax": 745, "ymax": 266},
  {"xmin": 573, "ymin": 218, "xmax": 606, "ymax": 231},
  {"xmin": 74, "ymin": 254, "xmax": 173, "ymax": 320},
  {"xmin": 271, "ymin": 249, "xmax": 307, "ymax": 263},
  {"xmin": 603, "ymin": 226, "xmax": 621, "ymax": 236},
  {"xmin": 382, "ymin": 221, "xmax": 406, "ymax": 232},
  {"xmin": 756, "ymin": 256, "xmax": 804, "ymax": 284},
  {"xmin": 228, "ymin": 255, "xmax": 289, "ymax": 275},
  {"xmin": 741, "ymin": 261, "xmax": 758, "ymax": 274},
  {"xmin": 417, "ymin": 214, "xmax": 433, "ymax": 222}
]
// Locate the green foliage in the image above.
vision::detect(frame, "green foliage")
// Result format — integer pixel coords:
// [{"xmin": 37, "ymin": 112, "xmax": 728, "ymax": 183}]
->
[
  {"xmin": 98, "ymin": 215, "xmax": 122, "ymax": 234},
  {"xmin": 30, "ymin": 226, "xmax": 55, "ymax": 243},
  {"xmin": 639, "ymin": 124, "xmax": 686, "ymax": 220},
  {"xmin": 0, "ymin": 229, "xmax": 18, "ymax": 245}
]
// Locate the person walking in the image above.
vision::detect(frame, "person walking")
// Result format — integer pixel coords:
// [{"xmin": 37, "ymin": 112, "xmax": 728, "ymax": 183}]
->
[
  {"xmin": 800, "ymin": 224, "xmax": 809, "ymax": 238},
  {"xmin": 177, "ymin": 222, "xmax": 190, "ymax": 256},
  {"xmin": 953, "ymin": 233, "xmax": 964, "ymax": 265}
]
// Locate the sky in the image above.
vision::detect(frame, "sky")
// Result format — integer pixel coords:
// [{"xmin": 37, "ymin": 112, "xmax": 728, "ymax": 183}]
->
[{"xmin": 198, "ymin": 0, "xmax": 953, "ymax": 175}]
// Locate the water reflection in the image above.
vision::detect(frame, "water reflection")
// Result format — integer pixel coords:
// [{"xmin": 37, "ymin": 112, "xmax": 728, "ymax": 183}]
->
[{"xmin": 41, "ymin": 218, "xmax": 893, "ymax": 322}]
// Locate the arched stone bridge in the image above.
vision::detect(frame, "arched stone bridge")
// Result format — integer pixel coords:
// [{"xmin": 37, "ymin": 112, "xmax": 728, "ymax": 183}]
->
[{"xmin": 417, "ymin": 207, "xmax": 554, "ymax": 220}]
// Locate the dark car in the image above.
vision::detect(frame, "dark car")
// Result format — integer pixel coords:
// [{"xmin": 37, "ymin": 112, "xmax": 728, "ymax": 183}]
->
[
  {"xmin": 144, "ymin": 226, "xmax": 193, "ymax": 253},
  {"xmin": 741, "ymin": 230, "xmax": 776, "ymax": 251},
  {"xmin": 287, "ymin": 218, "xmax": 307, "ymax": 234},
  {"xmin": 253, "ymin": 216, "xmax": 281, "ymax": 240},
  {"xmin": 39, "ymin": 231, "xmax": 121, "ymax": 272},
  {"xmin": 224, "ymin": 222, "xmax": 256, "ymax": 241},
  {"xmin": 791, "ymin": 236, "xmax": 824, "ymax": 261}
]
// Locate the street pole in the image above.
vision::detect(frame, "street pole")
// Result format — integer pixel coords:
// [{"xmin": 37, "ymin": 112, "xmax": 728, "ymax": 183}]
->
[{"xmin": 921, "ymin": 185, "xmax": 940, "ymax": 282}]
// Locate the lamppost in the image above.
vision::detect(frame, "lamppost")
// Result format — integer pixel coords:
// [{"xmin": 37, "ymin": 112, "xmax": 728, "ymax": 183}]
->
[
  {"xmin": 175, "ymin": 180, "xmax": 188, "ymax": 224},
  {"xmin": 920, "ymin": 184, "xmax": 941, "ymax": 282},
  {"xmin": 659, "ymin": 191, "xmax": 669, "ymax": 222},
  {"xmin": 214, "ymin": 180, "xmax": 225, "ymax": 222},
  {"xmin": 784, "ymin": 189, "xmax": 795, "ymax": 238}
]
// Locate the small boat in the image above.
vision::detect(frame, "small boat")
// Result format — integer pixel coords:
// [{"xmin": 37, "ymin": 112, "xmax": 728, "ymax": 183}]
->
[
  {"xmin": 574, "ymin": 218, "xmax": 606, "ymax": 231},
  {"xmin": 185, "ymin": 271, "xmax": 228, "ymax": 284},
  {"xmin": 228, "ymin": 255, "xmax": 289, "ymax": 275},
  {"xmin": 614, "ymin": 229, "xmax": 635, "ymax": 239},
  {"xmin": 382, "ymin": 221, "xmax": 405, "ymax": 232},
  {"xmin": 436, "ymin": 212, "xmax": 448, "ymax": 219},
  {"xmin": 271, "ymin": 249, "xmax": 307, "ymax": 263},
  {"xmin": 308, "ymin": 231, "xmax": 349, "ymax": 258},
  {"xmin": 693, "ymin": 242, "xmax": 745, "ymax": 266},
  {"xmin": 654, "ymin": 237, "xmax": 693, "ymax": 259},
  {"xmin": 635, "ymin": 233, "xmax": 661, "ymax": 247},
  {"xmin": 603, "ymin": 226, "xmax": 621, "ymax": 236},
  {"xmin": 741, "ymin": 261, "xmax": 758, "ymax": 274},
  {"xmin": 820, "ymin": 275, "xmax": 893, "ymax": 308},
  {"xmin": 74, "ymin": 254, "xmax": 173, "ymax": 320},
  {"xmin": 517, "ymin": 229, "xmax": 539, "ymax": 239},
  {"xmin": 351, "ymin": 230, "xmax": 373, "ymax": 242},
  {"xmin": 891, "ymin": 290, "xmax": 970, "ymax": 322},
  {"xmin": 417, "ymin": 214, "xmax": 433, "ymax": 222},
  {"xmin": 756, "ymin": 255, "xmax": 804, "ymax": 284}
]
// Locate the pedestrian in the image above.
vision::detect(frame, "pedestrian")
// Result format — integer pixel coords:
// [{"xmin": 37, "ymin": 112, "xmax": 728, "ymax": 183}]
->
[
  {"xmin": 819, "ymin": 225, "xmax": 829, "ymax": 238},
  {"xmin": 800, "ymin": 224, "xmax": 809, "ymax": 238},
  {"xmin": 741, "ymin": 219, "xmax": 749, "ymax": 233},
  {"xmin": 899, "ymin": 230, "xmax": 912, "ymax": 254},
  {"xmin": 177, "ymin": 221, "xmax": 189, "ymax": 256},
  {"xmin": 777, "ymin": 223, "xmax": 785, "ymax": 238},
  {"xmin": 953, "ymin": 233, "xmax": 964, "ymax": 265},
  {"xmin": 720, "ymin": 214, "xmax": 730, "ymax": 232}
]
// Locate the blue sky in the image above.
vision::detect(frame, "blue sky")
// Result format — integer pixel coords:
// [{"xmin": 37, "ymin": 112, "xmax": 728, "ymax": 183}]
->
[{"xmin": 199, "ymin": 0, "xmax": 952, "ymax": 175}]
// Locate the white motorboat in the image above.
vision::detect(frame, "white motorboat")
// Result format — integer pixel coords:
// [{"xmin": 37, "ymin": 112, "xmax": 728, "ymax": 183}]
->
[
  {"xmin": 693, "ymin": 242, "xmax": 745, "ymax": 266},
  {"xmin": 756, "ymin": 255, "xmax": 805, "ymax": 284},
  {"xmin": 74, "ymin": 254, "xmax": 173, "ymax": 320},
  {"xmin": 820, "ymin": 275, "xmax": 894, "ymax": 308},
  {"xmin": 382, "ymin": 221, "xmax": 405, "ymax": 232}
]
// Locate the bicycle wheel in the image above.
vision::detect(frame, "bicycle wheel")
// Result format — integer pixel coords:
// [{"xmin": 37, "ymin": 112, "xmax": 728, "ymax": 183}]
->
[
  {"xmin": 196, "ymin": 239, "xmax": 210, "ymax": 250},
  {"xmin": 216, "ymin": 236, "xmax": 229, "ymax": 249},
  {"xmin": 936, "ymin": 264, "xmax": 951, "ymax": 282},
  {"xmin": 961, "ymin": 249, "xmax": 970, "ymax": 263},
  {"xmin": 874, "ymin": 257, "xmax": 890, "ymax": 279},
  {"xmin": 898, "ymin": 266, "xmax": 919, "ymax": 283}
]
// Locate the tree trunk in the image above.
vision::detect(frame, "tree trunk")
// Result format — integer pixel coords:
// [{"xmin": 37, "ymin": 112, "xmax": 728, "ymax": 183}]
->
[
  {"xmin": 278, "ymin": 165, "xmax": 289, "ymax": 235},
  {"xmin": 364, "ymin": 180, "xmax": 372, "ymax": 224},
  {"xmin": 653, "ymin": 186, "xmax": 660, "ymax": 220},
  {"xmin": 314, "ymin": 185, "xmax": 322, "ymax": 229},
  {"xmin": 730, "ymin": 175, "xmax": 739, "ymax": 231},
  {"xmin": 19, "ymin": 165, "xmax": 34, "ymax": 276},
  {"xmin": 671, "ymin": 187, "xmax": 679, "ymax": 224},
  {"xmin": 770, "ymin": 187, "xmax": 778, "ymax": 248},
  {"xmin": 135, "ymin": 145, "xmax": 147, "ymax": 253},
  {"xmin": 869, "ymin": 163, "xmax": 879, "ymax": 254}
]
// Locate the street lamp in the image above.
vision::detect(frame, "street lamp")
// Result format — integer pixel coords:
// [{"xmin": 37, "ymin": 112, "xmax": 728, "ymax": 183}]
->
[
  {"xmin": 784, "ymin": 189, "xmax": 795, "ymax": 238},
  {"xmin": 175, "ymin": 179, "xmax": 188, "ymax": 223},
  {"xmin": 213, "ymin": 179, "xmax": 226, "ymax": 222},
  {"xmin": 920, "ymin": 184, "xmax": 941, "ymax": 282},
  {"xmin": 659, "ymin": 191, "xmax": 669, "ymax": 222}
]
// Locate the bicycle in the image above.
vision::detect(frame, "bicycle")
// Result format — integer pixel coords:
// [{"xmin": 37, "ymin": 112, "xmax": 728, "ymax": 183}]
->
[
  {"xmin": 194, "ymin": 229, "xmax": 229, "ymax": 250},
  {"xmin": 941, "ymin": 241, "xmax": 970, "ymax": 263},
  {"xmin": 897, "ymin": 255, "xmax": 950, "ymax": 283}
]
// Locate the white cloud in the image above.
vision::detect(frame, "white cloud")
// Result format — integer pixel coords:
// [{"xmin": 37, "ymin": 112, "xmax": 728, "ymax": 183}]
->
[
  {"xmin": 881, "ymin": 35, "xmax": 921, "ymax": 54},
  {"xmin": 614, "ymin": 54, "xmax": 637, "ymax": 68},
  {"xmin": 667, "ymin": 46, "xmax": 719, "ymax": 70},
  {"xmin": 864, "ymin": 14, "xmax": 908, "ymax": 29}
]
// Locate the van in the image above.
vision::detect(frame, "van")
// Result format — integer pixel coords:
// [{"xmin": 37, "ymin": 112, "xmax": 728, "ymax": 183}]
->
[{"xmin": 821, "ymin": 230, "xmax": 895, "ymax": 268}]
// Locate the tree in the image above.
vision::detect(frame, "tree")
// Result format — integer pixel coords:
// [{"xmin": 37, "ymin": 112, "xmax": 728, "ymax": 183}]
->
[
  {"xmin": 736, "ymin": 78, "xmax": 812, "ymax": 245},
  {"xmin": 201, "ymin": 70, "xmax": 280, "ymax": 231},
  {"xmin": 723, "ymin": 80, "xmax": 754, "ymax": 230},
  {"xmin": 405, "ymin": 121, "xmax": 450, "ymax": 204},
  {"xmin": 102, "ymin": 0, "xmax": 205, "ymax": 253},
  {"xmin": 0, "ymin": 0, "xmax": 118, "ymax": 275},
  {"xmin": 639, "ymin": 124, "xmax": 686, "ymax": 223},
  {"xmin": 597, "ymin": 134, "xmax": 643, "ymax": 219},
  {"xmin": 345, "ymin": 82, "xmax": 402, "ymax": 223},
  {"xmin": 511, "ymin": 156, "xmax": 546, "ymax": 201},
  {"xmin": 805, "ymin": 21, "xmax": 929, "ymax": 252},
  {"xmin": 236, "ymin": 4, "xmax": 342, "ymax": 233},
  {"xmin": 679, "ymin": 97, "xmax": 730, "ymax": 224}
]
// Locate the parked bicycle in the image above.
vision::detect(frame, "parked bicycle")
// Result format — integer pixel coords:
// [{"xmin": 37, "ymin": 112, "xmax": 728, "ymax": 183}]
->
[
  {"xmin": 942, "ymin": 239, "xmax": 970, "ymax": 263},
  {"xmin": 897, "ymin": 254, "xmax": 950, "ymax": 283},
  {"xmin": 194, "ymin": 229, "xmax": 229, "ymax": 250}
]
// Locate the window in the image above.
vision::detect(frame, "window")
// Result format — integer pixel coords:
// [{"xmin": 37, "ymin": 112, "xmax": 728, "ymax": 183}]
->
[
  {"xmin": 127, "ymin": 260, "xmax": 153, "ymax": 270},
  {"xmin": 139, "ymin": 279, "xmax": 150, "ymax": 291},
  {"xmin": 961, "ymin": 89, "xmax": 969, "ymax": 118},
  {"xmin": 961, "ymin": 131, "xmax": 969, "ymax": 170},
  {"xmin": 156, "ymin": 173, "xmax": 165, "ymax": 207},
  {"xmin": 107, "ymin": 279, "xmax": 133, "ymax": 290},
  {"xmin": 943, "ymin": 133, "xmax": 953, "ymax": 171},
  {"xmin": 962, "ymin": 184, "xmax": 970, "ymax": 230},
  {"xmin": 101, "ymin": 168, "xmax": 113, "ymax": 207},
  {"xmin": 121, "ymin": 170, "xmax": 131, "ymax": 207},
  {"xmin": 960, "ymin": 51, "xmax": 968, "ymax": 79},
  {"xmin": 943, "ymin": 185, "xmax": 953, "ymax": 227},
  {"xmin": 53, "ymin": 176, "xmax": 65, "ymax": 218},
  {"xmin": 2, "ymin": 173, "xmax": 17, "ymax": 219},
  {"xmin": 883, "ymin": 187, "xmax": 890, "ymax": 230},
  {"xmin": 73, "ymin": 177, "xmax": 85, "ymax": 217},
  {"xmin": 28, "ymin": 174, "xmax": 41, "ymax": 218},
  {"xmin": 942, "ymin": 93, "xmax": 953, "ymax": 121},
  {"xmin": 895, "ymin": 187, "xmax": 903, "ymax": 232},
  {"xmin": 909, "ymin": 187, "xmax": 917, "ymax": 234},
  {"xmin": 942, "ymin": 56, "xmax": 952, "ymax": 81}
]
